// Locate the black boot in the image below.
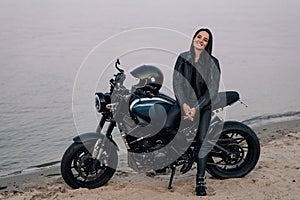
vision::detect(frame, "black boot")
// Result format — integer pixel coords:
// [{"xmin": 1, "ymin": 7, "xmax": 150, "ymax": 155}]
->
[
  {"xmin": 196, "ymin": 176, "xmax": 207, "ymax": 196},
  {"xmin": 195, "ymin": 155, "xmax": 208, "ymax": 196},
  {"xmin": 180, "ymin": 149, "xmax": 196, "ymax": 174}
]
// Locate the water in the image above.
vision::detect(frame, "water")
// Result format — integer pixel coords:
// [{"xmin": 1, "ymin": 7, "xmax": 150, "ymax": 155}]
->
[{"xmin": 1, "ymin": 0, "xmax": 300, "ymax": 176}]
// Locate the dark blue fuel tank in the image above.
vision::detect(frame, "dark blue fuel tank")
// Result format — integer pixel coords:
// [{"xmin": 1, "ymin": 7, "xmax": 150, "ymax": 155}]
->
[{"xmin": 129, "ymin": 93, "xmax": 175, "ymax": 123}]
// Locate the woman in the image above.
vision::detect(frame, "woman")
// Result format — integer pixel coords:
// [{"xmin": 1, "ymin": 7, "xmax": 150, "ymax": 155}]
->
[{"xmin": 173, "ymin": 28, "xmax": 221, "ymax": 196}]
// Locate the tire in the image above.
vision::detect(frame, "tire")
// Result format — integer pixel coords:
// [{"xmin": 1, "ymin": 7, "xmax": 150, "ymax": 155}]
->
[
  {"xmin": 61, "ymin": 140, "xmax": 118, "ymax": 189},
  {"xmin": 206, "ymin": 121, "xmax": 260, "ymax": 179}
]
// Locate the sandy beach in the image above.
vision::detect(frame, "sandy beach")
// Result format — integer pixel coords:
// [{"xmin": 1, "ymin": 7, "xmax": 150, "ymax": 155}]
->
[{"xmin": 1, "ymin": 120, "xmax": 299, "ymax": 200}]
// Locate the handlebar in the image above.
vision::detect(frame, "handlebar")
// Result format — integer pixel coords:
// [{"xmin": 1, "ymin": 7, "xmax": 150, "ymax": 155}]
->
[
  {"xmin": 109, "ymin": 59, "xmax": 128, "ymax": 94},
  {"xmin": 115, "ymin": 59, "xmax": 124, "ymax": 73}
]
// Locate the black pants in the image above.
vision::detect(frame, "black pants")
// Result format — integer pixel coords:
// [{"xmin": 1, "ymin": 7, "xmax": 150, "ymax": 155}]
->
[
  {"xmin": 164, "ymin": 103, "xmax": 211, "ymax": 152},
  {"xmin": 164, "ymin": 102, "xmax": 181, "ymax": 132},
  {"xmin": 164, "ymin": 103, "xmax": 212, "ymax": 180},
  {"xmin": 195, "ymin": 105, "xmax": 212, "ymax": 178}
]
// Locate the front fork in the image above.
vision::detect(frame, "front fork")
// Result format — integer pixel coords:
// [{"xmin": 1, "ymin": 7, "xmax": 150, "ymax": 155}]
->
[
  {"xmin": 92, "ymin": 115, "xmax": 116, "ymax": 160},
  {"xmin": 96, "ymin": 115, "xmax": 107, "ymax": 134}
]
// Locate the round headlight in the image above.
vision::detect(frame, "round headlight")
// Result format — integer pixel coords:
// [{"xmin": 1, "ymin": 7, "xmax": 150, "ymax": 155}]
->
[
  {"xmin": 95, "ymin": 95, "xmax": 101, "ymax": 112},
  {"xmin": 95, "ymin": 92, "xmax": 108, "ymax": 113}
]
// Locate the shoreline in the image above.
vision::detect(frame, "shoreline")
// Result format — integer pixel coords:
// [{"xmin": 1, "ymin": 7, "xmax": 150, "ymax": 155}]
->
[
  {"xmin": 1, "ymin": 113, "xmax": 299, "ymax": 178},
  {"xmin": 1, "ymin": 119, "xmax": 299, "ymax": 199},
  {"xmin": 2, "ymin": 117, "xmax": 299, "ymax": 178}
]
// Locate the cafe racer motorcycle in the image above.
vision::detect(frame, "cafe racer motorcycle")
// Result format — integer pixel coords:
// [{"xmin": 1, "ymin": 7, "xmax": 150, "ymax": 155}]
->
[{"xmin": 61, "ymin": 59, "xmax": 260, "ymax": 189}]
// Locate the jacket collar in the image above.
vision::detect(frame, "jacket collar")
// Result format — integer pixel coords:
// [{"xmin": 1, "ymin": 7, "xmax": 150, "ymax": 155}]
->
[{"xmin": 184, "ymin": 51, "xmax": 205, "ymax": 66}]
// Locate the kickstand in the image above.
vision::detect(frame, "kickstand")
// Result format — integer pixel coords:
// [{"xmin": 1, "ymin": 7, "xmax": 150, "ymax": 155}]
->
[{"xmin": 168, "ymin": 166, "xmax": 176, "ymax": 189}]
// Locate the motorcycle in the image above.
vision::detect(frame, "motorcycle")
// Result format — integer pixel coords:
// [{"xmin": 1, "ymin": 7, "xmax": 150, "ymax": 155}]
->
[{"xmin": 61, "ymin": 59, "xmax": 260, "ymax": 190}]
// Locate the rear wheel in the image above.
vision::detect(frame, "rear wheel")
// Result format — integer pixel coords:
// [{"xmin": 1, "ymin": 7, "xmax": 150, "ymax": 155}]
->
[
  {"xmin": 61, "ymin": 140, "xmax": 118, "ymax": 189},
  {"xmin": 206, "ymin": 121, "xmax": 260, "ymax": 179}
]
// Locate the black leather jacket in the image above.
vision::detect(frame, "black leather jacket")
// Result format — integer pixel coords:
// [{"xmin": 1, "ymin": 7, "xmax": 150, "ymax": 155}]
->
[{"xmin": 173, "ymin": 51, "xmax": 221, "ymax": 110}]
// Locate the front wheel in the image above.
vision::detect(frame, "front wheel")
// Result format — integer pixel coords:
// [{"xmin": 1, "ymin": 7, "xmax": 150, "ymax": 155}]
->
[
  {"xmin": 206, "ymin": 121, "xmax": 260, "ymax": 179},
  {"xmin": 61, "ymin": 140, "xmax": 118, "ymax": 189}
]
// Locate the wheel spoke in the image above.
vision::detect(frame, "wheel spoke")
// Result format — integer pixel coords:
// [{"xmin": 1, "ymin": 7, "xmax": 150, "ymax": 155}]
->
[
  {"xmin": 211, "ymin": 156, "xmax": 227, "ymax": 165},
  {"xmin": 215, "ymin": 159, "xmax": 225, "ymax": 165},
  {"xmin": 233, "ymin": 137, "xmax": 246, "ymax": 143},
  {"xmin": 240, "ymin": 146, "xmax": 248, "ymax": 149}
]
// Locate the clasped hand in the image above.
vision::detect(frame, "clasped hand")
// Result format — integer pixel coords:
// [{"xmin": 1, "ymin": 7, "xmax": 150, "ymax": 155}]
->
[{"xmin": 182, "ymin": 103, "xmax": 196, "ymax": 121}]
